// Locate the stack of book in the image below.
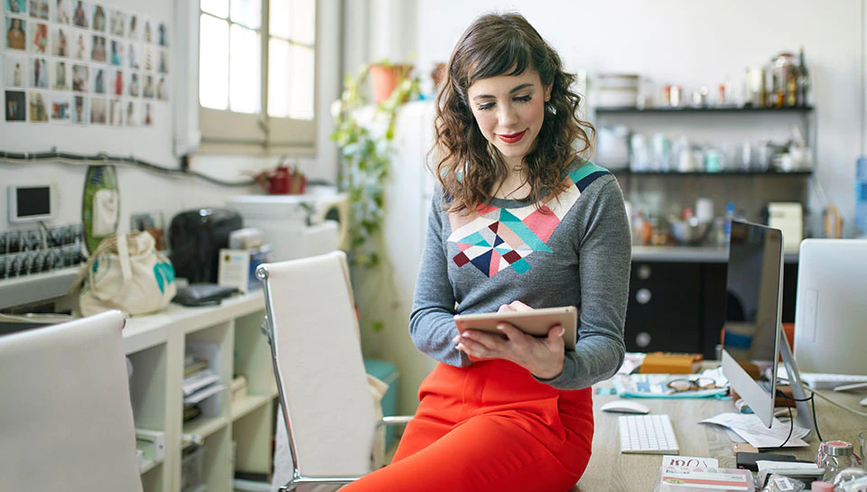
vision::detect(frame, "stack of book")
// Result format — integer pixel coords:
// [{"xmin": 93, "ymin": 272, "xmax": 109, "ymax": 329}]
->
[{"xmin": 182, "ymin": 352, "xmax": 224, "ymax": 422}]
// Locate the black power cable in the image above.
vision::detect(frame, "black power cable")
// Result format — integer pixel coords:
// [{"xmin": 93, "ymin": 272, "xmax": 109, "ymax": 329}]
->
[
  {"xmin": 766, "ymin": 383, "xmax": 824, "ymax": 451},
  {"xmin": 0, "ymin": 149, "xmax": 257, "ymax": 187}
]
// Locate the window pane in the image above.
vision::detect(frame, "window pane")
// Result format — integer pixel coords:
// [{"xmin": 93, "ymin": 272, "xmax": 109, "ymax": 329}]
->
[
  {"xmin": 201, "ymin": 0, "xmax": 228, "ymax": 19},
  {"xmin": 269, "ymin": 0, "xmax": 290, "ymax": 39},
  {"xmin": 268, "ymin": 38, "xmax": 290, "ymax": 117},
  {"xmin": 290, "ymin": 0, "xmax": 315, "ymax": 45},
  {"xmin": 230, "ymin": 0, "xmax": 261, "ymax": 29},
  {"xmin": 199, "ymin": 14, "xmax": 229, "ymax": 110},
  {"xmin": 229, "ymin": 24, "xmax": 261, "ymax": 114},
  {"xmin": 289, "ymin": 44, "xmax": 314, "ymax": 120}
]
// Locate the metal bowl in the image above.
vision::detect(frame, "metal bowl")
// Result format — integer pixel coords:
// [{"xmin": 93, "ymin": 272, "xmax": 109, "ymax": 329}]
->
[{"xmin": 671, "ymin": 218, "xmax": 711, "ymax": 246}]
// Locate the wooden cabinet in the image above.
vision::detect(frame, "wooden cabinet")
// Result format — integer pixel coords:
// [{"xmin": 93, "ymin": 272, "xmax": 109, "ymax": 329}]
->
[
  {"xmin": 625, "ymin": 261, "xmax": 703, "ymax": 355},
  {"xmin": 626, "ymin": 258, "xmax": 799, "ymax": 360}
]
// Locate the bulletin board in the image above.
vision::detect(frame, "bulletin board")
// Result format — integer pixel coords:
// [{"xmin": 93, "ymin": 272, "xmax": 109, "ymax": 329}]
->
[{"xmin": 1, "ymin": 0, "xmax": 175, "ymax": 164}]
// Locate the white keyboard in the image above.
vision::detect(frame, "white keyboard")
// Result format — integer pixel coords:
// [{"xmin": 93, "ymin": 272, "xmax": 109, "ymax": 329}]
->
[
  {"xmin": 798, "ymin": 373, "xmax": 867, "ymax": 390},
  {"xmin": 618, "ymin": 414, "xmax": 680, "ymax": 454}
]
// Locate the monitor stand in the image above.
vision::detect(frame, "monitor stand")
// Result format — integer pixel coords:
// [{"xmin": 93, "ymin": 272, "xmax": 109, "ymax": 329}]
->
[{"xmin": 779, "ymin": 328, "xmax": 815, "ymax": 439}]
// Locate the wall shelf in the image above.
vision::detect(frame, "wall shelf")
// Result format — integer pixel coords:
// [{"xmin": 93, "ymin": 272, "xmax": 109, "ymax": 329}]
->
[
  {"xmin": 612, "ymin": 170, "xmax": 813, "ymax": 177},
  {"xmin": 595, "ymin": 106, "xmax": 815, "ymax": 114}
]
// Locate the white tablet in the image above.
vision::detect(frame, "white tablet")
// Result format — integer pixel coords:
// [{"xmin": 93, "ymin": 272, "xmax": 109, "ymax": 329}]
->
[{"xmin": 453, "ymin": 306, "xmax": 578, "ymax": 350}]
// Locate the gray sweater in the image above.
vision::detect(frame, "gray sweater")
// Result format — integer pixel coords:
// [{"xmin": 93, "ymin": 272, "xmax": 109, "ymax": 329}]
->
[{"xmin": 409, "ymin": 161, "xmax": 631, "ymax": 390}]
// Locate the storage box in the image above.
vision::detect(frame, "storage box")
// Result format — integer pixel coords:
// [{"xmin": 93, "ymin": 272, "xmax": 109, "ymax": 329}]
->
[
  {"xmin": 135, "ymin": 428, "xmax": 166, "ymax": 462},
  {"xmin": 181, "ymin": 445, "xmax": 205, "ymax": 492},
  {"xmin": 364, "ymin": 359, "xmax": 399, "ymax": 451}
]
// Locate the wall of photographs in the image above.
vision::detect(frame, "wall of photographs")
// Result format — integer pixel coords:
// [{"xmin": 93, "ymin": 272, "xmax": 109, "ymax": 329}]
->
[{"xmin": 3, "ymin": 0, "xmax": 170, "ymax": 127}]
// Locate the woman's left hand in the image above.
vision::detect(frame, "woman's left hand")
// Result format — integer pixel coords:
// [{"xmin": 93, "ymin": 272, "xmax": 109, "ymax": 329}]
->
[{"xmin": 455, "ymin": 301, "xmax": 565, "ymax": 379}]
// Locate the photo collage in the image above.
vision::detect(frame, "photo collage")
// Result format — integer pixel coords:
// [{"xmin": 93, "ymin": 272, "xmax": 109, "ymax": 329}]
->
[{"xmin": 3, "ymin": 0, "xmax": 169, "ymax": 126}]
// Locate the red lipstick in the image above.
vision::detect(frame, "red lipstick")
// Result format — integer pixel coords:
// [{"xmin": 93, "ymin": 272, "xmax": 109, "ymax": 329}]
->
[{"xmin": 498, "ymin": 130, "xmax": 526, "ymax": 144}]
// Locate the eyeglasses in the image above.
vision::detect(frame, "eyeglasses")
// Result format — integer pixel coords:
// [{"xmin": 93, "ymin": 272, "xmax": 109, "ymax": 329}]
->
[{"xmin": 666, "ymin": 377, "xmax": 719, "ymax": 393}]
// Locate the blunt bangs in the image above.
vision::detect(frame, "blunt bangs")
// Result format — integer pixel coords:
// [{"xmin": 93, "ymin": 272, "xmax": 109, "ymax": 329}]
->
[{"xmin": 468, "ymin": 36, "xmax": 532, "ymax": 84}]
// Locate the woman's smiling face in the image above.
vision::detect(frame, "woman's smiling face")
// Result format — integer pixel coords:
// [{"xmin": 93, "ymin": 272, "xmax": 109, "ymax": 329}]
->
[{"xmin": 467, "ymin": 68, "xmax": 550, "ymax": 169}]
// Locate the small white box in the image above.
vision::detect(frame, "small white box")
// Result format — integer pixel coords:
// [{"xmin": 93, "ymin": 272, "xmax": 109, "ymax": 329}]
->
[
  {"xmin": 135, "ymin": 429, "xmax": 166, "ymax": 462},
  {"xmin": 768, "ymin": 202, "xmax": 803, "ymax": 253},
  {"xmin": 218, "ymin": 245, "xmax": 271, "ymax": 293}
]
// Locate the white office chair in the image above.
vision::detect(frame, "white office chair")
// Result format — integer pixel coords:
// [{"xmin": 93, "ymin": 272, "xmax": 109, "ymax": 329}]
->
[
  {"xmin": 257, "ymin": 251, "xmax": 410, "ymax": 492},
  {"xmin": 0, "ymin": 310, "xmax": 143, "ymax": 492}
]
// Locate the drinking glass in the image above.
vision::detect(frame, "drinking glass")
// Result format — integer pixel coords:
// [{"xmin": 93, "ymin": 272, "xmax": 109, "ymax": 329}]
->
[{"xmin": 860, "ymin": 431, "xmax": 866, "ymax": 470}]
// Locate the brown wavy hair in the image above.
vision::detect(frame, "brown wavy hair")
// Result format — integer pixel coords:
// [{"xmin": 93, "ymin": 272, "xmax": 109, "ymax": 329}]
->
[{"xmin": 432, "ymin": 12, "xmax": 595, "ymax": 213}]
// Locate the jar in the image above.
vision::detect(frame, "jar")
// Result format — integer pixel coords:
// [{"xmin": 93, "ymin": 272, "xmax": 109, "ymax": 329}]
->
[
  {"xmin": 832, "ymin": 467, "xmax": 867, "ymax": 491},
  {"xmin": 817, "ymin": 440, "xmax": 858, "ymax": 481}
]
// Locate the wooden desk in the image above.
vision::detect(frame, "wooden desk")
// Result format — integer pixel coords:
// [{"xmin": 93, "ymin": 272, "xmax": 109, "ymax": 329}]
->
[{"xmin": 577, "ymin": 386, "xmax": 867, "ymax": 491}]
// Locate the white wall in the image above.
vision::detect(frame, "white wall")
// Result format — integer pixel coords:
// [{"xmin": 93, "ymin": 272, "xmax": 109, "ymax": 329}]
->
[
  {"xmin": 0, "ymin": 0, "xmax": 342, "ymax": 231},
  {"xmin": 415, "ymin": 0, "xmax": 865, "ymax": 237}
]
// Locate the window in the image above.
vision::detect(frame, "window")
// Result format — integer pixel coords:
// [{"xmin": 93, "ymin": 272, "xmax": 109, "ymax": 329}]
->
[{"xmin": 198, "ymin": 0, "xmax": 317, "ymax": 153}]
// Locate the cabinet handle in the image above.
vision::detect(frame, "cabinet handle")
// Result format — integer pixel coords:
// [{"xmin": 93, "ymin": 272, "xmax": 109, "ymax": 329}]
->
[
  {"xmin": 636, "ymin": 288, "xmax": 652, "ymax": 305},
  {"xmin": 635, "ymin": 332, "xmax": 651, "ymax": 348},
  {"xmin": 637, "ymin": 264, "xmax": 652, "ymax": 280}
]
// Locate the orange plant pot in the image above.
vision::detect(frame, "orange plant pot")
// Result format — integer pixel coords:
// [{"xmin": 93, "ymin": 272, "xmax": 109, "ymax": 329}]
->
[{"xmin": 369, "ymin": 64, "xmax": 413, "ymax": 104}]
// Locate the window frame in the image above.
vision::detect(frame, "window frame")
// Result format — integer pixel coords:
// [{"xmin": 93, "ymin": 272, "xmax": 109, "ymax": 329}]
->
[{"xmin": 196, "ymin": 0, "xmax": 318, "ymax": 155}]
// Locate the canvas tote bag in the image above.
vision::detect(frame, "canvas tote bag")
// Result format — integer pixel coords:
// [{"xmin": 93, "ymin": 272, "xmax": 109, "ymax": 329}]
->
[{"xmin": 76, "ymin": 231, "xmax": 176, "ymax": 317}]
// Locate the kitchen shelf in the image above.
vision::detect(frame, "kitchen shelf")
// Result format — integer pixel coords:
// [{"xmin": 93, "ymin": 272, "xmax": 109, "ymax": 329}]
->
[
  {"xmin": 612, "ymin": 170, "xmax": 812, "ymax": 177},
  {"xmin": 595, "ymin": 106, "xmax": 814, "ymax": 114}
]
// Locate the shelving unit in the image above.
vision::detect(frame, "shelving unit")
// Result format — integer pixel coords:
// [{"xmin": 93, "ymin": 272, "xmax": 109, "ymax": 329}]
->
[
  {"xmin": 611, "ymin": 170, "xmax": 812, "ymax": 177},
  {"xmin": 595, "ymin": 105, "xmax": 814, "ymax": 114},
  {"xmin": 596, "ymin": 105, "xmax": 817, "ymax": 359},
  {"xmin": 122, "ymin": 292, "xmax": 275, "ymax": 492}
]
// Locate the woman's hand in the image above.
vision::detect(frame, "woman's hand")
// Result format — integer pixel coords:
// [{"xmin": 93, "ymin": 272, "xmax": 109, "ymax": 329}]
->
[{"xmin": 455, "ymin": 301, "xmax": 565, "ymax": 379}]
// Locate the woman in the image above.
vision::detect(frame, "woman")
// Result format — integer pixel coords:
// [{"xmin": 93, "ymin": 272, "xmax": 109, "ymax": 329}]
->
[
  {"xmin": 7, "ymin": 18, "xmax": 26, "ymax": 50},
  {"xmin": 341, "ymin": 12, "xmax": 630, "ymax": 492},
  {"xmin": 54, "ymin": 28, "xmax": 67, "ymax": 56}
]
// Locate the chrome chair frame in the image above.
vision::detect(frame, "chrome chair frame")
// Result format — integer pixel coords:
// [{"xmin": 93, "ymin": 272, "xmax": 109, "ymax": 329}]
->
[{"xmin": 257, "ymin": 257, "xmax": 411, "ymax": 492}]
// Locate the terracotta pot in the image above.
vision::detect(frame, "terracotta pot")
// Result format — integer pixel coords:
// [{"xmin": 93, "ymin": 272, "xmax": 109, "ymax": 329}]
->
[{"xmin": 369, "ymin": 64, "xmax": 413, "ymax": 104}]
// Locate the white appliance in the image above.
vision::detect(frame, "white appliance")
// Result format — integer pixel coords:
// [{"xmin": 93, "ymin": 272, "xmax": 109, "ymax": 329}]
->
[
  {"xmin": 226, "ymin": 186, "xmax": 348, "ymax": 262},
  {"xmin": 767, "ymin": 202, "xmax": 803, "ymax": 253}
]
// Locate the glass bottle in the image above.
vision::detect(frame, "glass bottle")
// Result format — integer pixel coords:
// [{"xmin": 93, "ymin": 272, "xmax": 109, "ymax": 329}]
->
[
  {"xmin": 82, "ymin": 164, "xmax": 120, "ymax": 255},
  {"xmin": 787, "ymin": 74, "xmax": 798, "ymax": 107},
  {"xmin": 798, "ymin": 46, "xmax": 811, "ymax": 107}
]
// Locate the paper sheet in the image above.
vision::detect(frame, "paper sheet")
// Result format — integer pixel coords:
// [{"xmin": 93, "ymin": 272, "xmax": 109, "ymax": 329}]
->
[
  {"xmin": 700, "ymin": 413, "xmax": 810, "ymax": 449},
  {"xmin": 618, "ymin": 352, "xmax": 646, "ymax": 375}
]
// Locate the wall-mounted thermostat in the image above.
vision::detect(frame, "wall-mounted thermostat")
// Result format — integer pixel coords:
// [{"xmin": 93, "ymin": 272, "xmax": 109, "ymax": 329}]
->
[{"xmin": 7, "ymin": 184, "xmax": 56, "ymax": 224}]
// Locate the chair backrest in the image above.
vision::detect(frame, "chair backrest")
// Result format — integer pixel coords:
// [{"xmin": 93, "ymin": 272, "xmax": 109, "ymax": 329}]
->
[
  {"xmin": 259, "ymin": 251, "xmax": 376, "ymax": 478},
  {"xmin": 0, "ymin": 310, "xmax": 143, "ymax": 492}
]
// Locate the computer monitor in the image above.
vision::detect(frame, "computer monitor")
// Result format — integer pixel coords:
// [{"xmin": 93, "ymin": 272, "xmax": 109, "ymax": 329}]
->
[
  {"xmin": 721, "ymin": 220, "xmax": 813, "ymax": 436},
  {"xmin": 793, "ymin": 239, "xmax": 867, "ymax": 375}
]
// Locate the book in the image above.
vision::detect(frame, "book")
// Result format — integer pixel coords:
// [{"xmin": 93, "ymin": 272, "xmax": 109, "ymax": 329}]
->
[
  {"xmin": 183, "ymin": 359, "xmax": 209, "ymax": 378},
  {"xmin": 658, "ymin": 465, "xmax": 755, "ymax": 491},
  {"xmin": 641, "ymin": 352, "xmax": 703, "ymax": 374}
]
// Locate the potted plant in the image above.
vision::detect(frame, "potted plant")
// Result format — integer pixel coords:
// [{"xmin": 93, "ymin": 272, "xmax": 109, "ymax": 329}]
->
[
  {"xmin": 331, "ymin": 63, "xmax": 419, "ymax": 333},
  {"xmin": 368, "ymin": 60, "xmax": 413, "ymax": 104}
]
